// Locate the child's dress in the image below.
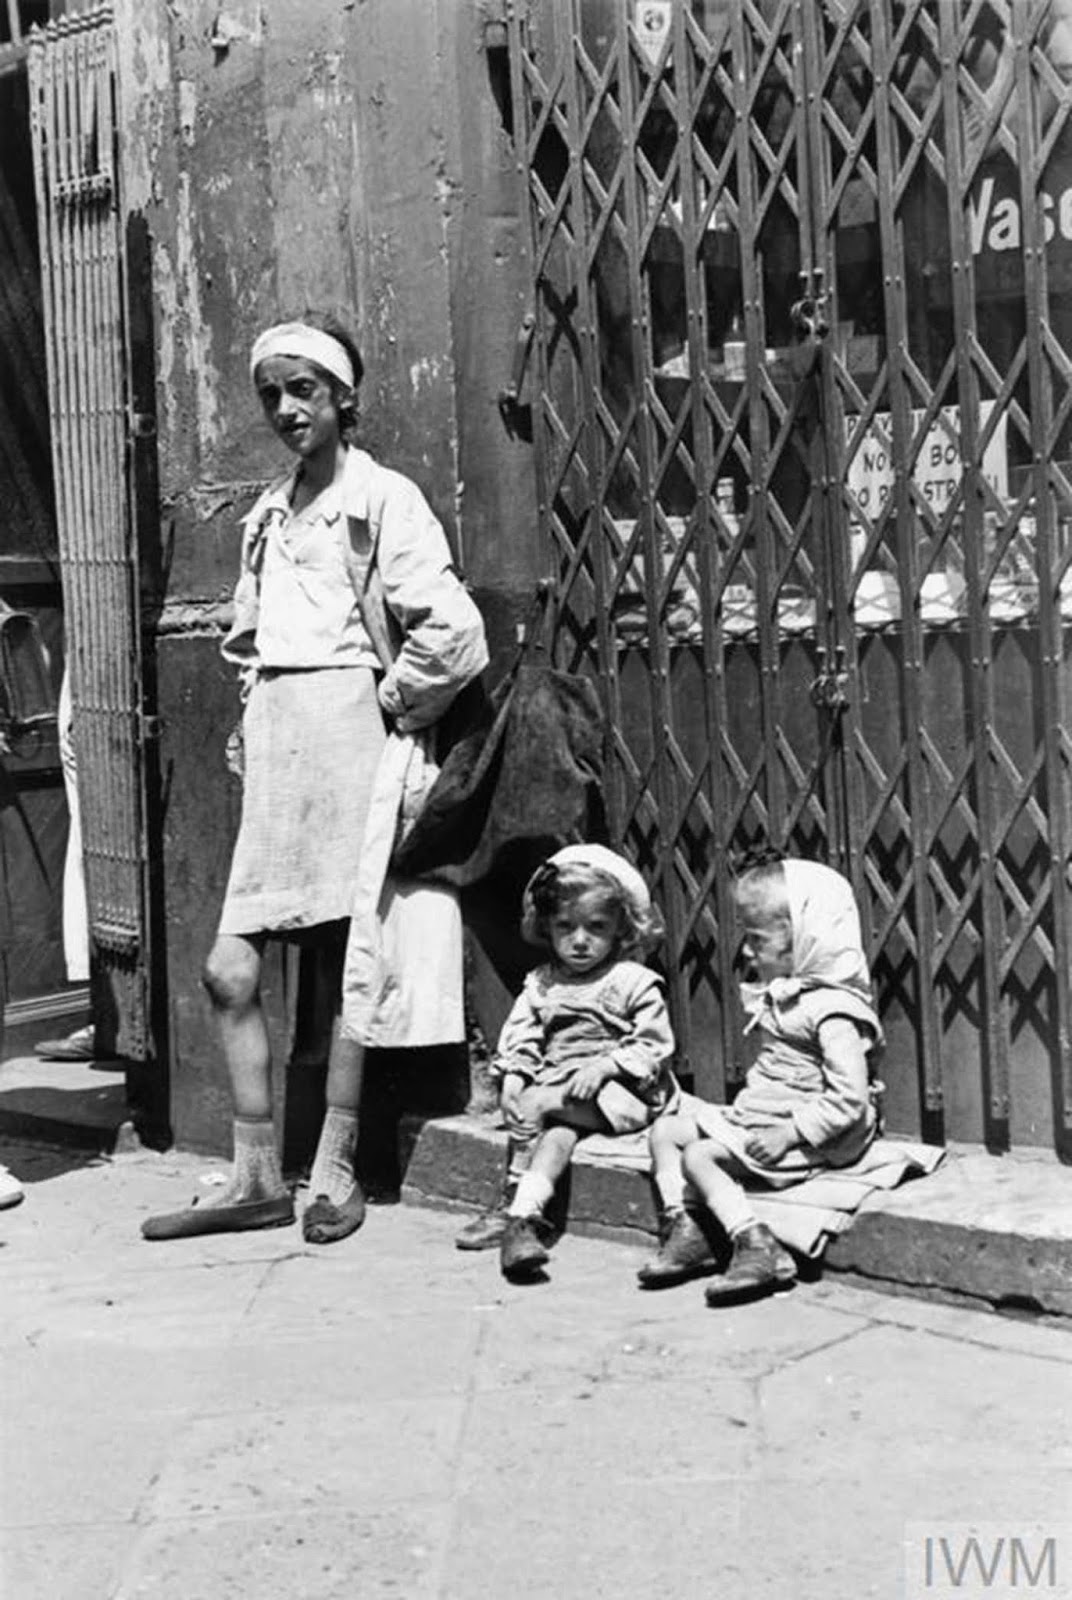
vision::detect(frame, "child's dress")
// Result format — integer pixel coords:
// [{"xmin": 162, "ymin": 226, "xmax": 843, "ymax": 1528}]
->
[
  {"xmin": 685, "ymin": 858, "xmax": 883, "ymax": 1185},
  {"xmin": 495, "ymin": 958, "xmax": 679, "ymax": 1134}
]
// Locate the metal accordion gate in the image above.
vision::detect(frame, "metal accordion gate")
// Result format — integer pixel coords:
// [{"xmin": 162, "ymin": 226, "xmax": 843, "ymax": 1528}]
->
[
  {"xmin": 27, "ymin": 4, "xmax": 152, "ymax": 1059},
  {"xmin": 506, "ymin": 0, "xmax": 1072, "ymax": 1152}
]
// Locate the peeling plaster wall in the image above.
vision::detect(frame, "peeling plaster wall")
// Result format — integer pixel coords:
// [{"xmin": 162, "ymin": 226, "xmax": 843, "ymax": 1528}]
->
[{"xmin": 114, "ymin": 0, "xmax": 537, "ymax": 1149}]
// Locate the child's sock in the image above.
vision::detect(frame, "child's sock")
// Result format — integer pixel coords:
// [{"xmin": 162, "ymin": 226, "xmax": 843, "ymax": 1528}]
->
[
  {"xmin": 727, "ymin": 1210, "xmax": 760, "ymax": 1241},
  {"xmin": 506, "ymin": 1136, "xmax": 536, "ymax": 1185},
  {"xmin": 308, "ymin": 1106, "xmax": 359, "ymax": 1206},
  {"xmin": 655, "ymin": 1167, "xmax": 687, "ymax": 1213},
  {"xmin": 507, "ymin": 1170, "xmax": 554, "ymax": 1218}
]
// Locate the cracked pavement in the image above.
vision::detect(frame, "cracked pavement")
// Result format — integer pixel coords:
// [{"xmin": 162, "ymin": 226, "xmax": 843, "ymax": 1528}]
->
[{"xmin": 2, "ymin": 1138, "xmax": 1070, "ymax": 1599}]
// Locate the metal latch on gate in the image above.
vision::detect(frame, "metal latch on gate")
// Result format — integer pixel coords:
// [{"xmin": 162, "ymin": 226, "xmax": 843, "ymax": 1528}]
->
[
  {"xmin": 498, "ymin": 309, "xmax": 536, "ymax": 439},
  {"xmin": 788, "ymin": 268, "xmax": 830, "ymax": 381},
  {"xmin": 810, "ymin": 644, "xmax": 850, "ymax": 712}
]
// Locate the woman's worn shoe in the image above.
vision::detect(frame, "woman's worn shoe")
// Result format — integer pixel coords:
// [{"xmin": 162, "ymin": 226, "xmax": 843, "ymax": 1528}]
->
[
  {"xmin": 637, "ymin": 1207, "xmax": 720, "ymax": 1288},
  {"xmin": 302, "ymin": 1181, "xmax": 366, "ymax": 1245},
  {"xmin": 142, "ymin": 1190, "xmax": 294, "ymax": 1241},
  {"xmin": 703, "ymin": 1222, "xmax": 797, "ymax": 1306},
  {"xmin": 500, "ymin": 1214, "xmax": 550, "ymax": 1280}
]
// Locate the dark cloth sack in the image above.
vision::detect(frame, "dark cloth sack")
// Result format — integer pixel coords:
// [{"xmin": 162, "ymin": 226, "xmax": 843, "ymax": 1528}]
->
[{"xmin": 389, "ymin": 660, "xmax": 606, "ymax": 887}]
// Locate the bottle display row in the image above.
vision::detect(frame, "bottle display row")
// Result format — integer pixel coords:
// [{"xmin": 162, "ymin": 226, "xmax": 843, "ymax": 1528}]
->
[{"xmin": 606, "ymin": 491, "xmax": 1072, "ymax": 648}]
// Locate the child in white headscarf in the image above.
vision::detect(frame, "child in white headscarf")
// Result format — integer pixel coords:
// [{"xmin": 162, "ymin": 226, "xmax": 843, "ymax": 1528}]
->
[
  {"xmin": 471, "ymin": 843, "xmax": 679, "ymax": 1282},
  {"xmin": 639, "ymin": 850, "xmax": 883, "ymax": 1304}
]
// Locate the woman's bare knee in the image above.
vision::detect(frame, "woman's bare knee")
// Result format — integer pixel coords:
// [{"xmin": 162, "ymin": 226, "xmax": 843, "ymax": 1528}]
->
[{"xmin": 203, "ymin": 937, "xmax": 261, "ymax": 1011}]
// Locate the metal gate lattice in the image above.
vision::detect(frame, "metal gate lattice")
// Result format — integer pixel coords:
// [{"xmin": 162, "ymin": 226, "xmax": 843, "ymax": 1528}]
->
[{"xmin": 509, "ymin": 0, "xmax": 1072, "ymax": 1151}]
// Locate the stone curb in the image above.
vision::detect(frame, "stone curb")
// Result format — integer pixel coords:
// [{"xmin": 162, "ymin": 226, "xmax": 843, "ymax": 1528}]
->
[
  {"xmin": 400, "ymin": 1114, "xmax": 1072, "ymax": 1317},
  {"xmin": 0, "ymin": 1092, "xmax": 129, "ymax": 1153}
]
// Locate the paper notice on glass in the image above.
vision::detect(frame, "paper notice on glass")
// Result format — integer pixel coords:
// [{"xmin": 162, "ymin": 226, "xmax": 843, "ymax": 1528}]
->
[{"xmin": 844, "ymin": 401, "xmax": 1008, "ymax": 517}]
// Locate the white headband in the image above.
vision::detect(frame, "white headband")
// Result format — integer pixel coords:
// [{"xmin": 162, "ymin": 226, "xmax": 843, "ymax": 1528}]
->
[{"xmin": 249, "ymin": 322, "xmax": 355, "ymax": 389}]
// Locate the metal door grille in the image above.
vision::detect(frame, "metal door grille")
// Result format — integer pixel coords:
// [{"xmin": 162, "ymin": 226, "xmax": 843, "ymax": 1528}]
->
[
  {"xmin": 28, "ymin": 4, "xmax": 149, "ymax": 1056},
  {"xmin": 508, "ymin": 0, "xmax": 1072, "ymax": 1149}
]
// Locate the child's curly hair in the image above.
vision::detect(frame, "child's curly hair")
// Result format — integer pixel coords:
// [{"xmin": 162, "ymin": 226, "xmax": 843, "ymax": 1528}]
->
[{"xmin": 521, "ymin": 859, "xmax": 664, "ymax": 961}]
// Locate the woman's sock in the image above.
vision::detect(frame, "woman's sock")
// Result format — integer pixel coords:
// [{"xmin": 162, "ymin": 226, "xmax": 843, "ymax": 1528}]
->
[
  {"xmin": 209, "ymin": 1116, "xmax": 286, "ymax": 1205},
  {"xmin": 507, "ymin": 1170, "xmax": 554, "ymax": 1218},
  {"xmin": 308, "ymin": 1106, "xmax": 359, "ymax": 1206}
]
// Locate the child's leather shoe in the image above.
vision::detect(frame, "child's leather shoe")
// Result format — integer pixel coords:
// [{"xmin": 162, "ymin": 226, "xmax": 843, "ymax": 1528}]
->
[
  {"xmin": 500, "ymin": 1213, "xmax": 550, "ymax": 1280},
  {"xmin": 703, "ymin": 1222, "xmax": 797, "ymax": 1306},
  {"xmin": 637, "ymin": 1208, "xmax": 719, "ymax": 1288},
  {"xmin": 455, "ymin": 1180, "xmax": 517, "ymax": 1250},
  {"xmin": 456, "ymin": 1207, "xmax": 510, "ymax": 1250}
]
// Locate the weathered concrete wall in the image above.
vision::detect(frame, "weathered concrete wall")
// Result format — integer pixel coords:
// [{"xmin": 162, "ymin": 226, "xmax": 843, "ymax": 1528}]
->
[{"xmin": 114, "ymin": 0, "xmax": 538, "ymax": 1150}]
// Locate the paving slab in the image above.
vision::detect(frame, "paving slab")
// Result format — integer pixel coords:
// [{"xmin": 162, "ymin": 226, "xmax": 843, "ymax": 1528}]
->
[{"xmin": 2, "ymin": 1139, "xmax": 1071, "ymax": 1600}]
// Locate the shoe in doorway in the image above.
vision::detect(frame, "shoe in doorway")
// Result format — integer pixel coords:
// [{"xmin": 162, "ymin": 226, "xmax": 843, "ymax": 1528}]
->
[{"xmin": 34, "ymin": 1024, "xmax": 111, "ymax": 1063}]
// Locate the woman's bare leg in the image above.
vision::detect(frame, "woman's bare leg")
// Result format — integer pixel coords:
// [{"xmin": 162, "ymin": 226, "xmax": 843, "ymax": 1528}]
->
[
  {"xmin": 142, "ymin": 932, "xmax": 288, "ymax": 1233},
  {"xmin": 304, "ymin": 937, "xmax": 368, "ymax": 1241},
  {"xmin": 203, "ymin": 932, "xmax": 271, "ymax": 1118}
]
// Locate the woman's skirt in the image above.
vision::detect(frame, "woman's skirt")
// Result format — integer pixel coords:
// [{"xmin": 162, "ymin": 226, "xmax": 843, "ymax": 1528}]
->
[{"xmin": 218, "ymin": 666, "xmax": 385, "ymax": 937}]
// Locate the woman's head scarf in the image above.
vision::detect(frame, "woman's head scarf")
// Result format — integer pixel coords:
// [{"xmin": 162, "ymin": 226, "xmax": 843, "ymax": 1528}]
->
[{"xmin": 740, "ymin": 857, "xmax": 881, "ymax": 1040}]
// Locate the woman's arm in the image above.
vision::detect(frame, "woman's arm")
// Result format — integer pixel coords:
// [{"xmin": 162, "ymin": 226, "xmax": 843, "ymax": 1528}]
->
[{"xmin": 373, "ymin": 476, "xmax": 488, "ymax": 733}]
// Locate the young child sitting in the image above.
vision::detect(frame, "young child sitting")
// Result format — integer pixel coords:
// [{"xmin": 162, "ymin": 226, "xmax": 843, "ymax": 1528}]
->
[
  {"xmin": 638, "ymin": 849, "xmax": 883, "ymax": 1305},
  {"xmin": 460, "ymin": 842, "xmax": 678, "ymax": 1282}
]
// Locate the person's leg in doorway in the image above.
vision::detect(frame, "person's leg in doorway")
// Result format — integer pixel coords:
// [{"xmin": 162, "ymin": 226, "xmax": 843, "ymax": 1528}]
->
[{"xmin": 35, "ymin": 667, "xmax": 112, "ymax": 1063}]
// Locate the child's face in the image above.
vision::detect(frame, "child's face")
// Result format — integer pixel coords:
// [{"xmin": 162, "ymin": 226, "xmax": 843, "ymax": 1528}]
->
[
  {"xmin": 735, "ymin": 881, "xmax": 794, "ymax": 984},
  {"xmin": 550, "ymin": 889, "xmax": 621, "ymax": 975}
]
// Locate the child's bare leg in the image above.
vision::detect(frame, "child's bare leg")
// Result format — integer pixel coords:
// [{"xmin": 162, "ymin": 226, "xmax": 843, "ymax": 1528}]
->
[
  {"xmin": 683, "ymin": 1138, "xmax": 796, "ymax": 1304},
  {"xmin": 681, "ymin": 1137, "xmax": 757, "ymax": 1236},
  {"xmin": 500, "ymin": 1098, "xmax": 597, "ymax": 1281},
  {"xmin": 637, "ymin": 1115, "xmax": 720, "ymax": 1288},
  {"xmin": 455, "ymin": 1091, "xmax": 545, "ymax": 1250},
  {"xmin": 507, "ymin": 1095, "xmax": 598, "ymax": 1220},
  {"xmin": 648, "ymin": 1113, "xmax": 700, "ymax": 1213}
]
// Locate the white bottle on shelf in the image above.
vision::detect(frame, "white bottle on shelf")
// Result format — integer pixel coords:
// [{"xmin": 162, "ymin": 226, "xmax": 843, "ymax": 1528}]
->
[{"xmin": 722, "ymin": 314, "xmax": 746, "ymax": 381}]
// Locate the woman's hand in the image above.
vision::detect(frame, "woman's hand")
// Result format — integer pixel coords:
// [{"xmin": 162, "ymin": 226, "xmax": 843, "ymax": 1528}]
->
[
  {"xmin": 744, "ymin": 1123, "xmax": 798, "ymax": 1166},
  {"xmin": 566, "ymin": 1060, "xmax": 617, "ymax": 1101}
]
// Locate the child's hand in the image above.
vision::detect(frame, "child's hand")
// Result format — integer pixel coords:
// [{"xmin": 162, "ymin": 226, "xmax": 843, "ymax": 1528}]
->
[
  {"xmin": 744, "ymin": 1124, "xmax": 797, "ymax": 1165},
  {"xmin": 499, "ymin": 1073, "xmax": 526, "ymax": 1121},
  {"xmin": 566, "ymin": 1060, "xmax": 616, "ymax": 1101}
]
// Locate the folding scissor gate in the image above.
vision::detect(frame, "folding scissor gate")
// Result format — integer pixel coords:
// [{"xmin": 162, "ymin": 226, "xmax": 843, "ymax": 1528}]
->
[{"xmin": 506, "ymin": 0, "xmax": 1072, "ymax": 1151}]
